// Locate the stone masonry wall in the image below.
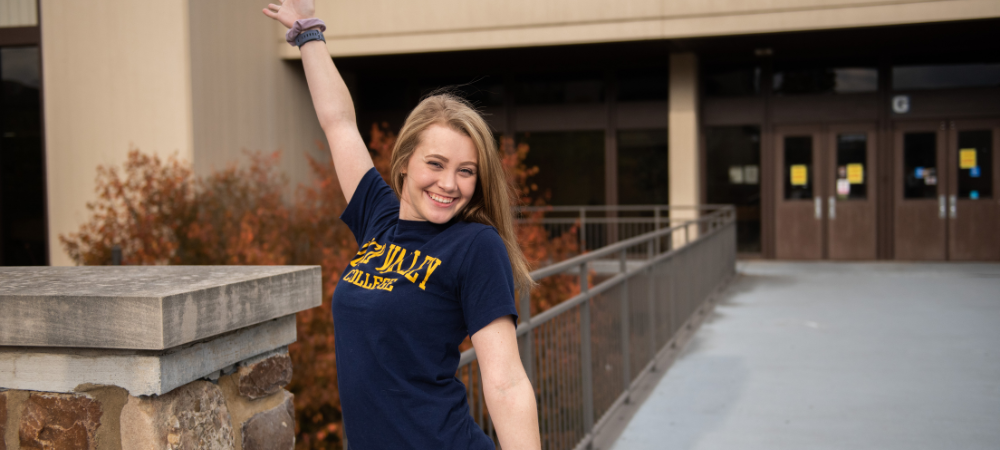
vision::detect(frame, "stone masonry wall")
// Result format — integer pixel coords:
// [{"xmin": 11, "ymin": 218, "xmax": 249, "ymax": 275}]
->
[{"xmin": 0, "ymin": 351, "xmax": 295, "ymax": 450}]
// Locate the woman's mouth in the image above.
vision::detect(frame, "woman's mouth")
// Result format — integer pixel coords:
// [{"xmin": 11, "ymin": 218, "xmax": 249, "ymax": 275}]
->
[{"xmin": 426, "ymin": 191, "xmax": 455, "ymax": 206}]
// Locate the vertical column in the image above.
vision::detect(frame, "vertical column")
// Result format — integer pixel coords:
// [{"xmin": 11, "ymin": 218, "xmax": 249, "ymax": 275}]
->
[{"xmin": 669, "ymin": 53, "xmax": 701, "ymax": 249}]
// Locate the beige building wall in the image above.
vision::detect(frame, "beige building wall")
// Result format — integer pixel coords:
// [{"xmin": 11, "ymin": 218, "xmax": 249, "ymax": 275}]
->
[
  {"xmin": 0, "ymin": 0, "xmax": 37, "ymax": 27},
  {"xmin": 290, "ymin": 0, "xmax": 1000, "ymax": 58},
  {"xmin": 668, "ymin": 53, "xmax": 700, "ymax": 245},
  {"xmin": 188, "ymin": 1, "xmax": 326, "ymax": 180},
  {"xmin": 42, "ymin": 0, "xmax": 194, "ymax": 266},
  {"xmin": 43, "ymin": 1, "xmax": 326, "ymax": 266}
]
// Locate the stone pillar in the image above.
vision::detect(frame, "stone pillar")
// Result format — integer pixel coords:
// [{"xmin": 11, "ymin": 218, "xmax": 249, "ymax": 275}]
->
[
  {"xmin": 0, "ymin": 266, "xmax": 321, "ymax": 450},
  {"xmin": 669, "ymin": 52, "xmax": 701, "ymax": 247}
]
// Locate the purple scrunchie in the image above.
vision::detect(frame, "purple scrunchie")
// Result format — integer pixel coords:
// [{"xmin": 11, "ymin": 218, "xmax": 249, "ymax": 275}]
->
[{"xmin": 286, "ymin": 18, "xmax": 327, "ymax": 46}]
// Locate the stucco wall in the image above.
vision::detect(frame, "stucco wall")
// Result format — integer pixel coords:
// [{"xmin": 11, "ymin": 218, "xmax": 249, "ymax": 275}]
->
[
  {"xmin": 0, "ymin": 0, "xmax": 36, "ymax": 27},
  {"xmin": 287, "ymin": 0, "xmax": 1000, "ymax": 57},
  {"xmin": 188, "ymin": 1, "xmax": 326, "ymax": 181},
  {"xmin": 42, "ymin": 0, "xmax": 194, "ymax": 266}
]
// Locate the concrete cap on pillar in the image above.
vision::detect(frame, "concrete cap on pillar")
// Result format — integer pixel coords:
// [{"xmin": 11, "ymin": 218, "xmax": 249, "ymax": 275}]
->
[{"xmin": 0, "ymin": 266, "xmax": 322, "ymax": 350}]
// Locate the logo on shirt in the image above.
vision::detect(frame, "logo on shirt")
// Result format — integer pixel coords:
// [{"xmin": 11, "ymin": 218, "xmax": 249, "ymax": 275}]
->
[{"xmin": 342, "ymin": 239, "xmax": 442, "ymax": 292}]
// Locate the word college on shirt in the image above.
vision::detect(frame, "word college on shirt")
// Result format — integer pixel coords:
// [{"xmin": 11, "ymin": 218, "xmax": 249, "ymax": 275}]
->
[{"xmin": 343, "ymin": 238, "xmax": 443, "ymax": 292}]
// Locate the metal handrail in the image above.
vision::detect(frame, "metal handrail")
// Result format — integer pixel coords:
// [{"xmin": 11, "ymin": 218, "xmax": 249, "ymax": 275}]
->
[{"xmin": 457, "ymin": 205, "xmax": 738, "ymax": 448}]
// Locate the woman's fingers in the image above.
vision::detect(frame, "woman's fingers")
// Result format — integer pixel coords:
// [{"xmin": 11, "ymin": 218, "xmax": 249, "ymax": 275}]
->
[
  {"xmin": 267, "ymin": 3, "xmax": 280, "ymax": 12},
  {"xmin": 262, "ymin": 7, "xmax": 277, "ymax": 19}
]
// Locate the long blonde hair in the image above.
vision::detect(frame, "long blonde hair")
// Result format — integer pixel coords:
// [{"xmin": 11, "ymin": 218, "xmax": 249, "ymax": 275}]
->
[{"xmin": 389, "ymin": 93, "xmax": 534, "ymax": 291}]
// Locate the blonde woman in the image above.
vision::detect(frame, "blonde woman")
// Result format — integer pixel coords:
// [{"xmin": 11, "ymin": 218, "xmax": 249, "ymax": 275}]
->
[{"xmin": 263, "ymin": 1, "xmax": 541, "ymax": 448}]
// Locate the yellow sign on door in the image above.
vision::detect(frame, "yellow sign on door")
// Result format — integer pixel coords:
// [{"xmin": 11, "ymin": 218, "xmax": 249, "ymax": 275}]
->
[
  {"xmin": 847, "ymin": 163, "xmax": 864, "ymax": 184},
  {"xmin": 960, "ymin": 149, "xmax": 977, "ymax": 169},
  {"xmin": 790, "ymin": 165, "xmax": 808, "ymax": 186}
]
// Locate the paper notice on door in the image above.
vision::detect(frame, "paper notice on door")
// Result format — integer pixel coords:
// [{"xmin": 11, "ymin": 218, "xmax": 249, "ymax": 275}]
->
[
  {"xmin": 790, "ymin": 165, "xmax": 808, "ymax": 186},
  {"xmin": 729, "ymin": 166, "xmax": 744, "ymax": 184},
  {"xmin": 847, "ymin": 163, "xmax": 864, "ymax": 184},
  {"xmin": 744, "ymin": 165, "xmax": 759, "ymax": 184},
  {"xmin": 837, "ymin": 178, "xmax": 851, "ymax": 196},
  {"xmin": 960, "ymin": 149, "xmax": 977, "ymax": 169}
]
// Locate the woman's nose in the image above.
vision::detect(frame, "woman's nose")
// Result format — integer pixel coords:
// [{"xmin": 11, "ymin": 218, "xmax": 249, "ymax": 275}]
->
[{"xmin": 437, "ymin": 172, "xmax": 457, "ymax": 191}]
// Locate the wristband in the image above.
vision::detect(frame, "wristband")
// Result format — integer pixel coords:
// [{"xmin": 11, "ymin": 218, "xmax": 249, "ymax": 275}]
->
[
  {"xmin": 294, "ymin": 29, "xmax": 326, "ymax": 48},
  {"xmin": 286, "ymin": 18, "xmax": 327, "ymax": 46}
]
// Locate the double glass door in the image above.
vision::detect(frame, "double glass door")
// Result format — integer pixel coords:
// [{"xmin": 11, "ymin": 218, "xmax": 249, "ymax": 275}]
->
[
  {"xmin": 894, "ymin": 120, "xmax": 999, "ymax": 260},
  {"xmin": 774, "ymin": 124, "xmax": 878, "ymax": 260}
]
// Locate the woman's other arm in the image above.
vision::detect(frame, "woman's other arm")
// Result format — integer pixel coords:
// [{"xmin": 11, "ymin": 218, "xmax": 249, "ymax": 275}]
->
[
  {"xmin": 263, "ymin": 0, "xmax": 373, "ymax": 202},
  {"xmin": 472, "ymin": 316, "xmax": 541, "ymax": 449}
]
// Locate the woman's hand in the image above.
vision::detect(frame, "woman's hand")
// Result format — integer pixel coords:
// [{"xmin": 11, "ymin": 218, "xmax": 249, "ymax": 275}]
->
[{"xmin": 262, "ymin": 0, "xmax": 315, "ymax": 29}]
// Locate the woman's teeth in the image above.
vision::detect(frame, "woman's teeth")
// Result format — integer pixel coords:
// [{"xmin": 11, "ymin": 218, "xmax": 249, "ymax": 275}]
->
[{"xmin": 429, "ymin": 192, "xmax": 454, "ymax": 204}]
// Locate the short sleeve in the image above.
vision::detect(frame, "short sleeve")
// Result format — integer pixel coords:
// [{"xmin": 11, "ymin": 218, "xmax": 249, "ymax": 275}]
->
[
  {"xmin": 340, "ymin": 167, "xmax": 399, "ymax": 247},
  {"xmin": 458, "ymin": 228, "xmax": 519, "ymax": 336}
]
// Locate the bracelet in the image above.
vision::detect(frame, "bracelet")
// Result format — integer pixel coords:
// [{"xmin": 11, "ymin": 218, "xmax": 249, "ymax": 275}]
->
[
  {"xmin": 294, "ymin": 29, "xmax": 326, "ymax": 48},
  {"xmin": 286, "ymin": 18, "xmax": 327, "ymax": 46}
]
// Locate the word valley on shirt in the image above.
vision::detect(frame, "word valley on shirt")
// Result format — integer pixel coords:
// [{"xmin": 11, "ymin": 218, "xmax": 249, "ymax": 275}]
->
[{"xmin": 346, "ymin": 239, "xmax": 442, "ymax": 291}]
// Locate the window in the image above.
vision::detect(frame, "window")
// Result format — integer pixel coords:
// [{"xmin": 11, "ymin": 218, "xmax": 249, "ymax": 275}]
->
[
  {"xmin": 706, "ymin": 126, "xmax": 761, "ymax": 253},
  {"xmin": 617, "ymin": 68, "xmax": 668, "ymax": 102},
  {"xmin": 515, "ymin": 73, "xmax": 604, "ymax": 105},
  {"xmin": 703, "ymin": 65, "xmax": 760, "ymax": 97},
  {"xmin": 1, "ymin": 46, "xmax": 47, "ymax": 265},
  {"xmin": 957, "ymin": 130, "xmax": 993, "ymax": 200},
  {"xmin": 784, "ymin": 136, "xmax": 813, "ymax": 199},
  {"xmin": 902, "ymin": 132, "xmax": 938, "ymax": 199},
  {"xmin": 893, "ymin": 64, "xmax": 1000, "ymax": 90},
  {"xmin": 518, "ymin": 131, "xmax": 605, "ymax": 206},
  {"xmin": 835, "ymin": 133, "xmax": 867, "ymax": 200},
  {"xmin": 773, "ymin": 67, "xmax": 878, "ymax": 95},
  {"xmin": 617, "ymin": 129, "xmax": 668, "ymax": 205}
]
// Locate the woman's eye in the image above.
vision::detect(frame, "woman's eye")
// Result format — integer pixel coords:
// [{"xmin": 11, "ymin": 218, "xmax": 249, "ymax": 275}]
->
[
  {"xmin": 428, "ymin": 161, "xmax": 443, "ymax": 168},
  {"xmin": 461, "ymin": 168, "xmax": 476, "ymax": 176}
]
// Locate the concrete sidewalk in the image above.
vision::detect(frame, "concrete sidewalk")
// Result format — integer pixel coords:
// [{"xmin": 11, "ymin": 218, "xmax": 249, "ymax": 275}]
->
[{"xmin": 611, "ymin": 262, "xmax": 1000, "ymax": 450}]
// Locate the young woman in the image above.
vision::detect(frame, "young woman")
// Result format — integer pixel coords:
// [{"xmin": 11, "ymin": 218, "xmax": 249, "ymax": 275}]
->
[{"xmin": 263, "ymin": 1, "xmax": 541, "ymax": 448}]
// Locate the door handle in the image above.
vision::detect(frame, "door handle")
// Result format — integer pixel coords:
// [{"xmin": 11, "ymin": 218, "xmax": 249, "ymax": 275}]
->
[
  {"xmin": 814, "ymin": 196, "xmax": 822, "ymax": 220},
  {"xmin": 828, "ymin": 196, "xmax": 836, "ymax": 220},
  {"xmin": 939, "ymin": 195, "xmax": 946, "ymax": 219},
  {"xmin": 949, "ymin": 195, "xmax": 957, "ymax": 219}
]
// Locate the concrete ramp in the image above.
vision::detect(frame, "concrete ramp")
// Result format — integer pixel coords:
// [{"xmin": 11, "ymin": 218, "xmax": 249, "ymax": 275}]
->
[{"xmin": 612, "ymin": 262, "xmax": 1000, "ymax": 450}]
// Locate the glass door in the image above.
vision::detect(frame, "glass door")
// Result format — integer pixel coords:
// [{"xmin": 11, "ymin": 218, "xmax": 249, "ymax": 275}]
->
[
  {"xmin": 826, "ymin": 124, "xmax": 877, "ymax": 260},
  {"xmin": 947, "ymin": 120, "xmax": 1000, "ymax": 260},
  {"xmin": 774, "ymin": 125, "xmax": 824, "ymax": 259},
  {"xmin": 893, "ymin": 122, "xmax": 948, "ymax": 260}
]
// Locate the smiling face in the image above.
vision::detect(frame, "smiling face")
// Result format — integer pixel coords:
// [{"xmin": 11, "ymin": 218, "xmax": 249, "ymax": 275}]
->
[{"xmin": 398, "ymin": 124, "xmax": 479, "ymax": 224}]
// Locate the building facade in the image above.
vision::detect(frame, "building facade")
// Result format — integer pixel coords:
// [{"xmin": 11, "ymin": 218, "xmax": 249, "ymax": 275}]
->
[{"xmin": 1, "ymin": 0, "xmax": 997, "ymax": 265}]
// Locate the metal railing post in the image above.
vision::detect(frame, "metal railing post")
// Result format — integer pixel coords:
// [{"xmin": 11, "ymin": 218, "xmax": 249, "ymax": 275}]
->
[
  {"xmin": 619, "ymin": 249, "xmax": 631, "ymax": 401},
  {"xmin": 518, "ymin": 286, "xmax": 535, "ymax": 387},
  {"xmin": 579, "ymin": 208, "xmax": 587, "ymax": 252},
  {"xmin": 579, "ymin": 262, "xmax": 594, "ymax": 437},
  {"xmin": 647, "ymin": 239, "xmax": 656, "ymax": 371}
]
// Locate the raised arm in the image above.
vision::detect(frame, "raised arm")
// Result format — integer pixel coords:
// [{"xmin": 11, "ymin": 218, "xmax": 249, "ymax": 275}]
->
[{"xmin": 263, "ymin": 0, "xmax": 373, "ymax": 202}]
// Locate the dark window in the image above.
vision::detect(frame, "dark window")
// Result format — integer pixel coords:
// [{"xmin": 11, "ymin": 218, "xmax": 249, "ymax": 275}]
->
[
  {"xmin": 617, "ymin": 68, "xmax": 668, "ymax": 102},
  {"xmin": 893, "ymin": 64, "xmax": 1000, "ymax": 90},
  {"xmin": 617, "ymin": 129, "xmax": 668, "ymax": 205},
  {"xmin": 835, "ymin": 133, "xmax": 867, "ymax": 200},
  {"xmin": 515, "ymin": 73, "xmax": 604, "ymax": 105},
  {"xmin": 902, "ymin": 132, "xmax": 938, "ymax": 199},
  {"xmin": 957, "ymin": 130, "xmax": 992, "ymax": 200},
  {"xmin": 703, "ymin": 65, "xmax": 760, "ymax": 97},
  {"xmin": 773, "ymin": 67, "xmax": 878, "ymax": 95},
  {"xmin": 518, "ymin": 131, "xmax": 604, "ymax": 206},
  {"xmin": 706, "ymin": 126, "xmax": 761, "ymax": 254},
  {"xmin": 784, "ymin": 136, "xmax": 813, "ymax": 200},
  {"xmin": 414, "ymin": 77, "xmax": 504, "ymax": 107},
  {"xmin": 1, "ymin": 46, "xmax": 47, "ymax": 265}
]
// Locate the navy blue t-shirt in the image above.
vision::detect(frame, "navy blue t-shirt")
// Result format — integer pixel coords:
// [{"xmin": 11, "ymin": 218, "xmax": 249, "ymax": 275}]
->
[{"xmin": 333, "ymin": 168, "xmax": 518, "ymax": 449}]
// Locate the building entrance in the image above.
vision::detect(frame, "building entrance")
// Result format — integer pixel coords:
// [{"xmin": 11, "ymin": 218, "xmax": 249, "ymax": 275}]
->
[
  {"xmin": 774, "ymin": 124, "xmax": 878, "ymax": 260},
  {"xmin": 893, "ymin": 119, "xmax": 999, "ymax": 260}
]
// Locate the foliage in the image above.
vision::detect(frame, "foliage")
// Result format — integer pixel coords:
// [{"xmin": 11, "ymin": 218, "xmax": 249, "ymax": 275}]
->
[{"xmin": 62, "ymin": 125, "xmax": 582, "ymax": 450}]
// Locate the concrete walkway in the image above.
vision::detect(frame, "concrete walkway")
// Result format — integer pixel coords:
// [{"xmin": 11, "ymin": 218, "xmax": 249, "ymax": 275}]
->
[{"xmin": 611, "ymin": 262, "xmax": 1000, "ymax": 450}]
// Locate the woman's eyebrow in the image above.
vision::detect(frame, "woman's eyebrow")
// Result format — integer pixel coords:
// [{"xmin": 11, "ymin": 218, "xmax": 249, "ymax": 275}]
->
[{"xmin": 425, "ymin": 153, "xmax": 449, "ymax": 162}]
